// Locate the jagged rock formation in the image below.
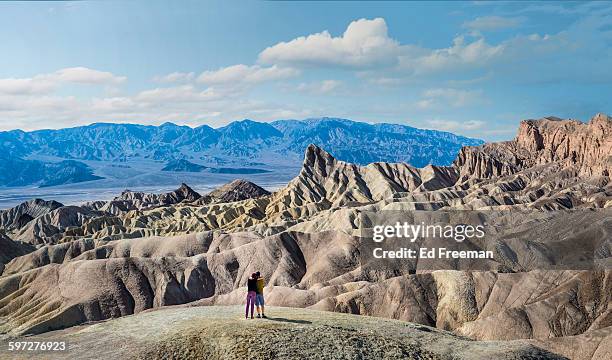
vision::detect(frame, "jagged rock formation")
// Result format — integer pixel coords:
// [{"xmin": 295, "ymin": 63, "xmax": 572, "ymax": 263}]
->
[
  {"xmin": 112, "ymin": 183, "xmax": 201, "ymax": 208},
  {"xmin": 0, "ymin": 199, "xmax": 63, "ymax": 231},
  {"xmin": 455, "ymin": 113, "xmax": 612, "ymax": 182},
  {"xmin": 12, "ymin": 206, "xmax": 104, "ymax": 245},
  {"xmin": 265, "ymin": 144, "xmax": 459, "ymax": 218},
  {"xmin": 1, "ymin": 181, "xmax": 270, "ymax": 244},
  {"xmin": 0, "ymin": 233, "xmax": 35, "ymax": 273},
  {"xmin": 0, "ymin": 113, "xmax": 611, "ymax": 360},
  {"xmin": 207, "ymin": 179, "xmax": 271, "ymax": 203}
]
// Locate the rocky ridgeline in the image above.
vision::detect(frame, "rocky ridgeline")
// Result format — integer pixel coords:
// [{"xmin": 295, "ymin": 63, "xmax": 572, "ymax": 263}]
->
[
  {"xmin": 207, "ymin": 179, "xmax": 270, "ymax": 203},
  {"xmin": 0, "ymin": 114, "xmax": 610, "ymax": 360},
  {"xmin": 0, "ymin": 199, "xmax": 63, "ymax": 231},
  {"xmin": 455, "ymin": 113, "xmax": 612, "ymax": 181},
  {"xmin": 0, "ymin": 180, "xmax": 268, "ymax": 247}
]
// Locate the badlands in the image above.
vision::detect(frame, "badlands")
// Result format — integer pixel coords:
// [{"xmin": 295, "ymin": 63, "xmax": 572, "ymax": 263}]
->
[{"xmin": 0, "ymin": 114, "xmax": 610, "ymax": 359}]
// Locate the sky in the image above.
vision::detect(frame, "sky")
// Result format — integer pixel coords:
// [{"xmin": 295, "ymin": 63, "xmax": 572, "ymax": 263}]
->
[{"xmin": 0, "ymin": 1, "xmax": 611, "ymax": 140}]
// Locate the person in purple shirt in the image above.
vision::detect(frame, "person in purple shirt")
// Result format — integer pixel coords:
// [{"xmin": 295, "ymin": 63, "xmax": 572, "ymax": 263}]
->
[{"xmin": 245, "ymin": 273, "xmax": 258, "ymax": 319}]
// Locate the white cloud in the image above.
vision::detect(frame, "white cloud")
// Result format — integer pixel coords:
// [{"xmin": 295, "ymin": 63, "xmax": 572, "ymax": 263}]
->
[
  {"xmin": 417, "ymin": 88, "xmax": 484, "ymax": 108},
  {"xmin": 0, "ymin": 78, "xmax": 54, "ymax": 95},
  {"xmin": 52, "ymin": 67, "xmax": 126, "ymax": 84},
  {"xmin": 463, "ymin": 16, "xmax": 524, "ymax": 31},
  {"xmin": 257, "ymin": 18, "xmax": 506, "ymax": 78},
  {"xmin": 258, "ymin": 16, "xmax": 592, "ymax": 86},
  {"xmin": 296, "ymin": 80, "xmax": 342, "ymax": 94},
  {"xmin": 0, "ymin": 78, "xmax": 315, "ymax": 131},
  {"xmin": 90, "ymin": 97, "xmax": 137, "ymax": 112},
  {"xmin": 135, "ymin": 85, "xmax": 223, "ymax": 103},
  {"xmin": 259, "ymin": 18, "xmax": 400, "ymax": 68},
  {"xmin": 0, "ymin": 67, "xmax": 126, "ymax": 95},
  {"xmin": 153, "ymin": 72, "xmax": 195, "ymax": 83},
  {"xmin": 0, "ymin": 95, "xmax": 79, "ymax": 113},
  {"xmin": 0, "ymin": 64, "xmax": 312, "ymax": 131},
  {"xmin": 197, "ymin": 64, "xmax": 299, "ymax": 85},
  {"xmin": 427, "ymin": 119, "xmax": 486, "ymax": 132},
  {"xmin": 415, "ymin": 99, "xmax": 435, "ymax": 110},
  {"xmin": 399, "ymin": 36, "xmax": 504, "ymax": 75}
]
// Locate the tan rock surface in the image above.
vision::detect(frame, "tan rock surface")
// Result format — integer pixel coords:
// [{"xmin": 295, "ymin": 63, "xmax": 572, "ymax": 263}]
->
[{"xmin": 0, "ymin": 306, "xmax": 566, "ymax": 360}]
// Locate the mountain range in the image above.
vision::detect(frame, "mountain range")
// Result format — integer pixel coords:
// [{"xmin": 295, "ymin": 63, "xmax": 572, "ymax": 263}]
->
[{"xmin": 0, "ymin": 117, "xmax": 482, "ymax": 188}]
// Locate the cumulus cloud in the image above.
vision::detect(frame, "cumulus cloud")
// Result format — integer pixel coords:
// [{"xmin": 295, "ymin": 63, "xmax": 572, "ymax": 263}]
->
[
  {"xmin": 0, "ymin": 78, "xmax": 55, "ymax": 95},
  {"xmin": 197, "ymin": 64, "xmax": 299, "ymax": 85},
  {"xmin": 52, "ymin": 67, "xmax": 126, "ymax": 84},
  {"xmin": 0, "ymin": 79, "xmax": 312, "ymax": 131},
  {"xmin": 135, "ymin": 85, "xmax": 222, "ymax": 103},
  {"xmin": 258, "ymin": 16, "xmax": 595, "ymax": 85},
  {"xmin": 427, "ymin": 119, "xmax": 486, "ymax": 132},
  {"xmin": 296, "ymin": 80, "xmax": 342, "ymax": 94},
  {"xmin": 258, "ymin": 18, "xmax": 505, "ymax": 77},
  {"xmin": 418, "ymin": 88, "xmax": 484, "ymax": 108},
  {"xmin": 0, "ymin": 63, "xmax": 311, "ymax": 131},
  {"xmin": 463, "ymin": 16, "xmax": 524, "ymax": 31},
  {"xmin": 90, "ymin": 97, "xmax": 137, "ymax": 112},
  {"xmin": 153, "ymin": 72, "xmax": 196, "ymax": 83},
  {"xmin": 259, "ymin": 18, "xmax": 400, "ymax": 68},
  {"xmin": 0, "ymin": 67, "xmax": 126, "ymax": 95},
  {"xmin": 398, "ymin": 36, "xmax": 504, "ymax": 75}
]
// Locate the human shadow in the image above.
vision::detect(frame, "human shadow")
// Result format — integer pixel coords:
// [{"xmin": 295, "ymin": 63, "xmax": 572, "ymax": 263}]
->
[{"xmin": 264, "ymin": 317, "xmax": 312, "ymax": 324}]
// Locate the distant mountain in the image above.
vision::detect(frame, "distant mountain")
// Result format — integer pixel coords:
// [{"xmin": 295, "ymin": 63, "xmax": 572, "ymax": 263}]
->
[
  {"xmin": 162, "ymin": 159, "xmax": 208, "ymax": 172},
  {"xmin": 219, "ymin": 119, "xmax": 283, "ymax": 142},
  {"xmin": 0, "ymin": 155, "xmax": 102, "ymax": 187},
  {"xmin": 0, "ymin": 117, "xmax": 483, "ymax": 187},
  {"xmin": 271, "ymin": 118, "xmax": 482, "ymax": 166}
]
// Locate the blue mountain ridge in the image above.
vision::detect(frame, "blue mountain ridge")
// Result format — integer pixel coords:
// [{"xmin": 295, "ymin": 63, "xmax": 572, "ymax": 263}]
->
[{"xmin": 0, "ymin": 117, "xmax": 483, "ymax": 187}]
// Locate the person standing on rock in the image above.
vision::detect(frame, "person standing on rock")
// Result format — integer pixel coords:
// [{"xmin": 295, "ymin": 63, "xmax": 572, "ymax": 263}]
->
[
  {"xmin": 255, "ymin": 271, "xmax": 266, "ymax": 318},
  {"xmin": 246, "ymin": 273, "xmax": 258, "ymax": 319}
]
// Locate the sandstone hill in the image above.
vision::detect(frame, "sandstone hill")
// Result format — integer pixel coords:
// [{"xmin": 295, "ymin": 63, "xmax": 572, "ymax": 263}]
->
[
  {"xmin": 0, "ymin": 113, "xmax": 610, "ymax": 359},
  {"xmin": 0, "ymin": 234, "xmax": 34, "ymax": 273},
  {"xmin": 0, "ymin": 199, "xmax": 62, "ymax": 231},
  {"xmin": 0, "ymin": 306, "xmax": 566, "ymax": 360},
  {"xmin": 207, "ymin": 179, "xmax": 271, "ymax": 203}
]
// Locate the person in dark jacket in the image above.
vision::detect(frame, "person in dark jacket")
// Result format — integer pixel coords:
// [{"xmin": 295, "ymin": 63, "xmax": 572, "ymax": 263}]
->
[{"xmin": 246, "ymin": 273, "xmax": 257, "ymax": 319}]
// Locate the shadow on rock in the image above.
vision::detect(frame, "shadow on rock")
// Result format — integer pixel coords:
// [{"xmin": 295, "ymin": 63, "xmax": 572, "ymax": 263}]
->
[{"xmin": 264, "ymin": 317, "xmax": 311, "ymax": 325}]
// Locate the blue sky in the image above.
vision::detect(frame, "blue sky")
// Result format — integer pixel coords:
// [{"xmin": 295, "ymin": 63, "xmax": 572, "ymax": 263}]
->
[{"xmin": 0, "ymin": 1, "xmax": 610, "ymax": 140}]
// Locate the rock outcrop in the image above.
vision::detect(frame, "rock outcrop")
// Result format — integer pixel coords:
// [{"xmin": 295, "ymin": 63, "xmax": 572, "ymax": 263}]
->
[
  {"xmin": 0, "ymin": 199, "xmax": 63, "ymax": 231},
  {"xmin": 111, "ymin": 182, "xmax": 201, "ymax": 209},
  {"xmin": 0, "ymin": 233, "xmax": 35, "ymax": 273},
  {"xmin": 12, "ymin": 205, "xmax": 103, "ymax": 245},
  {"xmin": 455, "ymin": 113, "xmax": 612, "ymax": 182},
  {"xmin": 265, "ymin": 144, "xmax": 458, "ymax": 220},
  {"xmin": 0, "ymin": 306, "xmax": 565, "ymax": 360},
  {"xmin": 207, "ymin": 179, "xmax": 270, "ymax": 203}
]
